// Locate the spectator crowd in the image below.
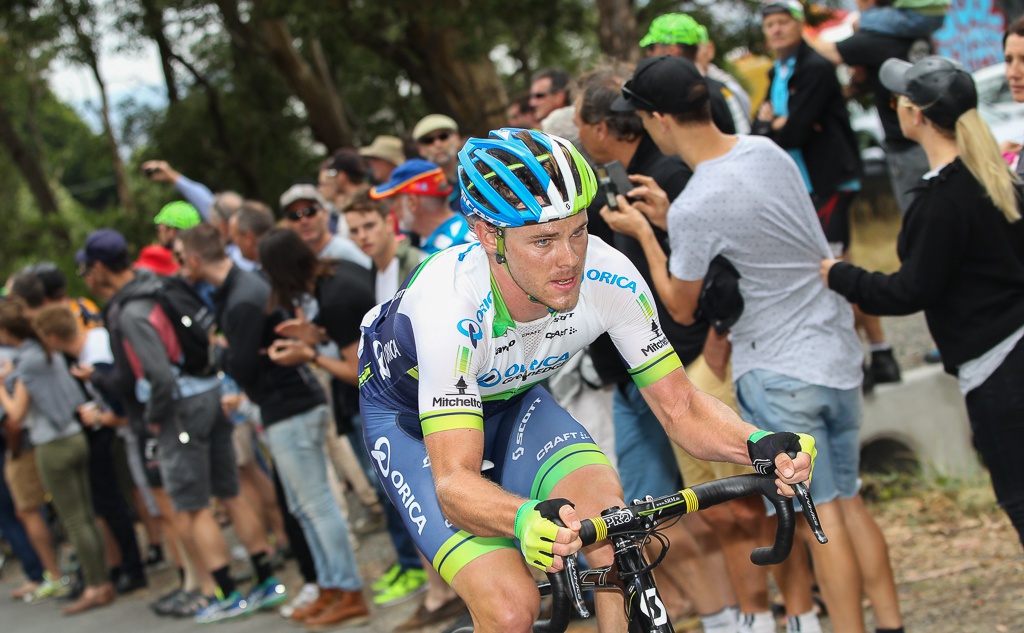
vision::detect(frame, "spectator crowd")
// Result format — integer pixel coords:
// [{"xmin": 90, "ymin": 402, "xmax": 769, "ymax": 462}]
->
[{"xmin": 2, "ymin": 2, "xmax": 1023, "ymax": 633}]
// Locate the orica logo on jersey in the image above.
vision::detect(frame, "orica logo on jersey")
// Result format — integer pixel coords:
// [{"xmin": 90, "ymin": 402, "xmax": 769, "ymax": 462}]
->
[
  {"xmin": 477, "ymin": 352, "xmax": 571, "ymax": 387},
  {"xmin": 455, "ymin": 292, "xmax": 494, "ymax": 348},
  {"xmin": 373, "ymin": 339, "xmax": 401, "ymax": 379},
  {"xmin": 371, "ymin": 437, "xmax": 427, "ymax": 534},
  {"xmin": 586, "ymin": 269, "xmax": 637, "ymax": 293}
]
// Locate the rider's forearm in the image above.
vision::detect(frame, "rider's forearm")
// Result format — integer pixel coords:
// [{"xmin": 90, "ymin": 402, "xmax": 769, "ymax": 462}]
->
[
  {"xmin": 643, "ymin": 373, "xmax": 755, "ymax": 467},
  {"xmin": 434, "ymin": 466, "xmax": 526, "ymax": 539}
]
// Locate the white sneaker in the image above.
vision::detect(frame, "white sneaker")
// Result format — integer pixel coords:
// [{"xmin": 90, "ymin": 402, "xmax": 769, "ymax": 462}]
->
[{"xmin": 279, "ymin": 583, "xmax": 319, "ymax": 618}]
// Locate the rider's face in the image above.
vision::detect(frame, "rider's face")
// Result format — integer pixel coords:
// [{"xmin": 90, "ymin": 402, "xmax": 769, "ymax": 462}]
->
[{"xmin": 502, "ymin": 212, "xmax": 589, "ymax": 313}]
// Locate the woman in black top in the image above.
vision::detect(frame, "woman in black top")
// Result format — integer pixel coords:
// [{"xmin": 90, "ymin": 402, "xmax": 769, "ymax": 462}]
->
[{"xmin": 822, "ymin": 56, "xmax": 1024, "ymax": 548}]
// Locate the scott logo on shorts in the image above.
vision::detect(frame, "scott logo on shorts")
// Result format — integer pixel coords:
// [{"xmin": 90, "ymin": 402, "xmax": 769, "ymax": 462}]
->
[
  {"xmin": 371, "ymin": 437, "xmax": 427, "ymax": 534},
  {"xmin": 511, "ymin": 397, "xmax": 542, "ymax": 461}
]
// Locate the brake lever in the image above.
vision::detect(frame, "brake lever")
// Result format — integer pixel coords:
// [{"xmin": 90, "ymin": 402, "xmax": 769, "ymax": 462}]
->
[
  {"xmin": 792, "ymin": 482, "xmax": 828, "ymax": 544},
  {"xmin": 551, "ymin": 516, "xmax": 590, "ymax": 619}
]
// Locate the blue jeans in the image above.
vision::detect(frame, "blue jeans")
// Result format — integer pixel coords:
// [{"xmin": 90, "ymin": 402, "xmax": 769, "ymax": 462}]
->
[
  {"xmin": 0, "ymin": 450, "xmax": 44, "ymax": 582},
  {"xmin": 612, "ymin": 382, "xmax": 682, "ymax": 502},
  {"xmin": 858, "ymin": 7, "xmax": 945, "ymax": 39},
  {"xmin": 265, "ymin": 405, "xmax": 362, "ymax": 591},
  {"xmin": 735, "ymin": 369, "xmax": 862, "ymax": 508}
]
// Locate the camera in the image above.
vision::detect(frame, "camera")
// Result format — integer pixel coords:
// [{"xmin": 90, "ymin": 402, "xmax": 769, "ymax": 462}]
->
[{"xmin": 595, "ymin": 160, "xmax": 632, "ymax": 211}]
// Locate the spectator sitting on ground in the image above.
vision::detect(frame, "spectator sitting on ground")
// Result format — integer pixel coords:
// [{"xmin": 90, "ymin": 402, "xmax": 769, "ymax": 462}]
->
[
  {"xmin": 369, "ymin": 159, "xmax": 474, "ymax": 254},
  {"xmin": 358, "ymin": 136, "xmax": 406, "ymax": 185},
  {"xmin": 279, "ymin": 183, "xmax": 371, "ymax": 268}
]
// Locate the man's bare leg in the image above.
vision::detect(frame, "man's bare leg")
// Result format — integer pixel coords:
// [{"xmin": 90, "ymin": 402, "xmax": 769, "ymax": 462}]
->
[{"xmin": 450, "ymin": 549, "xmax": 540, "ymax": 633}]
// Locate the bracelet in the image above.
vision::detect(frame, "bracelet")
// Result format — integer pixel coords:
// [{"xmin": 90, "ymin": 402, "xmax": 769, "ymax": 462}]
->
[{"xmin": 311, "ymin": 351, "xmax": 320, "ymax": 366}]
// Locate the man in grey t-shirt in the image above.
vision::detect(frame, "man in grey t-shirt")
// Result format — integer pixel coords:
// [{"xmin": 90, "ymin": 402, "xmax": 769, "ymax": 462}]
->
[{"xmin": 606, "ymin": 55, "xmax": 905, "ymax": 633}]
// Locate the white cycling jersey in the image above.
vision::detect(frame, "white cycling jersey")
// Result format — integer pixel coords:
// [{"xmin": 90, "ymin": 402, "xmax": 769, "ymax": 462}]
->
[{"xmin": 358, "ymin": 236, "xmax": 682, "ymax": 436}]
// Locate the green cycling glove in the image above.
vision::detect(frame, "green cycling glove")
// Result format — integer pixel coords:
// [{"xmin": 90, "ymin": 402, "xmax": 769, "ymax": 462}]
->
[{"xmin": 514, "ymin": 498, "xmax": 574, "ymax": 571}]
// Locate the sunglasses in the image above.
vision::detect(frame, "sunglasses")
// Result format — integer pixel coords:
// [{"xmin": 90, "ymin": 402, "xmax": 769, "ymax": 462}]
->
[
  {"xmin": 173, "ymin": 250, "xmax": 186, "ymax": 265},
  {"xmin": 621, "ymin": 83, "xmax": 659, "ymax": 112},
  {"xmin": 417, "ymin": 131, "xmax": 452, "ymax": 146},
  {"xmin": 530, "ymin": 91, "xmax": 552, "ymax": 100},
  {"xmin": 285, "ymin": 205, "xmax": 320, "ymax": 221}
]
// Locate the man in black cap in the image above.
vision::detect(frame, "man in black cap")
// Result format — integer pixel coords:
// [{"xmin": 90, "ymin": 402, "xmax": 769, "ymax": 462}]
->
[{"xmin": 607, "ymin": 54, "xmax": 904, "ymax": 633}]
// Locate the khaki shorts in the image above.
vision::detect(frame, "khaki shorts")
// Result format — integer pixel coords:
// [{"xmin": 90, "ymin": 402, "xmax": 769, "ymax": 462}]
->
[
  {"xmin": 233, "ymin": 420, "xmax": 254, "ymax": 468},
  {"xmin": 674, "ymin": 355, "xmax": 753, "ymax": 487},
  {"xmin": 5, "ymin": 448, "xmax": 48, "ymax": 511}
]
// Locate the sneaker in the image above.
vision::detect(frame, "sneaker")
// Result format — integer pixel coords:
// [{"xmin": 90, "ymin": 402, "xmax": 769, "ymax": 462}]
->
[
  {"xmin": 150, "ymin": 588, "xmax": 189, "ymax": 616},
  {"xmin": 145, "ymin": 544, "xmax": 166, "ymax": 569},
  {"xmin": 373, "ymin": 567, "xmax": 427, "ymax": 606},
  {"xmin": 247, "ymin": 576, "xmax": 288, "ymax": 611},
  {"xmin": 924, "ymin": 348, "xmax": 942, "ymax": 364},
  {"xmin": 870, "ymin": 348, "xmax": 901, "ymax": 384},
  {"xmin": 170, "ymin": 592, "xmax": 210, "ymax": 618},
  {"xmin": 23, "ymin": 572, "xmax": 71, "ymax": 603},
  {"xmin": 194, "ymin": 591, "xmax": 250, "ymax": 624},
  {"xmin": 280, "ymin": 583, "xmax": 319, "ymax": 619},
  {"xmin": 371, "ymin": 563, "xmax": 402, "ymax": 593}
]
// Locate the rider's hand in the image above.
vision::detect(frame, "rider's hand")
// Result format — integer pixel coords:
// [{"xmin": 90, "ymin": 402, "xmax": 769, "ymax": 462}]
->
[
  {"xmin": 514, "ymin": 498, "xmax": 583, "ymax": 573},
  {"xmin": 747, "ymin": 430, "xmax": 817, "ymax": 496}
]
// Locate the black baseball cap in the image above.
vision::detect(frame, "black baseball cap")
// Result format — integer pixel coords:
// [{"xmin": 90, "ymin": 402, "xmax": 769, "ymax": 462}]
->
[
  {"xmin": 611, "ymin": 55, "xmax": 709, "ymax": 114},
  {"xmin": 76, "ymin": 229, "xmax": 129, "ymax": 268},
  {"xmin": 879, "ymin": 55, "xmax": 977, "ymax": 129}
]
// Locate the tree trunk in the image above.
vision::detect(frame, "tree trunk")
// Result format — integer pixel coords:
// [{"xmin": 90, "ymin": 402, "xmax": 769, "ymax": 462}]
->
[
  {"xmin": 139, "ymin": 0, "xmax": 180, "ymax": 104},
  {"xmin": 0, "ymin": 92, "xmax": 60, "ymax": 216},
  {"xmin": 58, "ymin": 0, "xmax": 136, "ymax": 215},
  {"xmin": 259, "ymin": 18, "xmax": 352, "ymax": 150},
  {"xmin": 596, "ymin": 0, "xmax": 641, "ymax": 62}
]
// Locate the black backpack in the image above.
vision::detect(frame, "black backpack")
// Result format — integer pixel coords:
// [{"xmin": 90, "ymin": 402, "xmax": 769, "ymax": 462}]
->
[{"xmin": 122, "ymin": 276, "xmax": 216, "ymax": 378}]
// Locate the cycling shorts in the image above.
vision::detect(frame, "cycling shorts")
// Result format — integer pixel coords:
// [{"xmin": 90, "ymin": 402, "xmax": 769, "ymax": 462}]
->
[{"xmin": 360, "ymin": 385, "xmax": 613, "ymax": 584}]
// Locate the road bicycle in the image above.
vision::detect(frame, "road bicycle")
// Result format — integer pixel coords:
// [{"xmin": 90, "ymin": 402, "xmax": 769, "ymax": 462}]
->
[{"xmin": 453, "ymin": 473, "xmax": 827, "ymax": 633}]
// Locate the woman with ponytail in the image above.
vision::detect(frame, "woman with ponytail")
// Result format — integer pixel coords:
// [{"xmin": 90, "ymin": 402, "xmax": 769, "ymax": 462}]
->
[
  {"xmin": 821, "ymin": 55, "xmax": 1024, "ymax": 548},
  {"xmin": 0, "ymin": 299, "xmax": 115, "ymax": 613}
]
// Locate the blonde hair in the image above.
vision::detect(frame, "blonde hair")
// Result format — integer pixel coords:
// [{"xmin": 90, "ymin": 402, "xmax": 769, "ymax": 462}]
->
[{"xmin": 952, "ymin": 109, "xmax": 1021, "ymax": 222}]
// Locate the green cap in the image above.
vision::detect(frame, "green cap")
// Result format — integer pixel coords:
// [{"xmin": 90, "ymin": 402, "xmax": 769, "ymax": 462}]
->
[
  {"xmin": 639, "ymin": 14, "xmax": 709, "ymax": 48},
  {"xmin": 154, "ymin": 201, "xmax": 201, "ymax": 229}
]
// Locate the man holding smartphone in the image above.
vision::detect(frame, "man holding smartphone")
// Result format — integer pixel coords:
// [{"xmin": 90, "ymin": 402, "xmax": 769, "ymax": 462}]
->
[{"xmin": 575, "ymin": 66, "xmax": 787, "ymax": 633}]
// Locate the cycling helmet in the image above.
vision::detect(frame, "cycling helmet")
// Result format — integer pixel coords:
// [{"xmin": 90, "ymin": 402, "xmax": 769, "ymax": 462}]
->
[{"xmin": 458, "ymin": 128, "xmax": 598, "ymax": 228}]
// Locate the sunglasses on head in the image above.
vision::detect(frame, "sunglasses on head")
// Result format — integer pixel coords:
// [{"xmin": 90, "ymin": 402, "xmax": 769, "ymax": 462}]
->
[
  {"xmin": 621, "ymin": 83, "xmax": 659, "ymax": 112},
  {"xmin": 889, "ymin": 93, "xmax": 915, "ymax": 110},
  {"xmin": 417, "ymin": 131, "xmax": 452, "ymax": 146},
  {"xmin": 285, "ymin": 205, "xmax": 320, "ymax": 221}
]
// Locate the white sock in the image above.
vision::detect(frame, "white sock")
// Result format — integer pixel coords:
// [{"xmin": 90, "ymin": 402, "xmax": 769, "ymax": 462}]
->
[
  {"xmin": 786, "ymin": 609, "xmax": 823, "ymax": 633},
  {"xmin": 738, "ymin": 610, "xmax": 776, "ymax": 633},
  {"xmin": 869, "ymin": 342, "xmax": 892, "ymax": 353},
  {"xmin": 701, "ymin": 607, "xmax": 740, "ymax": 633}
]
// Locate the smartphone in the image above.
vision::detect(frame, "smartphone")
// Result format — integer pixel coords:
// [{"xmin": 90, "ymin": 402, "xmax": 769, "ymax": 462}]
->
[{"xmin": 596, "ymin": 160, "xmax": 632, "ymax": 210}]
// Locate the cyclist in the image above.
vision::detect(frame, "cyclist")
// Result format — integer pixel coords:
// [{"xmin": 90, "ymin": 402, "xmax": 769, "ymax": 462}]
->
[{"xmin": 358, "ymin": 128, "xmax": 815, "ymax": 633}]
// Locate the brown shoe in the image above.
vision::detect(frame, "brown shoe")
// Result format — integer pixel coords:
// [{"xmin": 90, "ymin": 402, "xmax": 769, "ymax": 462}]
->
[
  {"xmin": 291, "ymin": 587, "xmax": 342, "ymax": 622},
  {"xmin": 62, "ymin": 584, "xmax": 115, "ymax": 616},
  {"xmin": 394, "ymin": 594, "xmax": 466, "ymax": 631},
  {"xmin": 304, "ymin": 590, "xmax": 370, "ymax": 630}
]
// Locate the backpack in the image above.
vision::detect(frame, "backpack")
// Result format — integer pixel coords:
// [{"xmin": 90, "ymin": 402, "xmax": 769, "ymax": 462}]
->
[
  {"xmin": 156, "ymin": 276, "xmax": 216, "ymax": 377},
  {"xmin": 120, "ymin": 276, "xmax": 216, "ymax": 378}
]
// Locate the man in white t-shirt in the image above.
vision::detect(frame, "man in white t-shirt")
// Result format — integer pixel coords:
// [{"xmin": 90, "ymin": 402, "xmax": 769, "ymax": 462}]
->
[
  {"xmin": 342, "ymin": 191, "xmax": 426, "ymax": 304},
  {"xmin": 606, "ymin": 55, "xmax": 904, "ymax": 633}
]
